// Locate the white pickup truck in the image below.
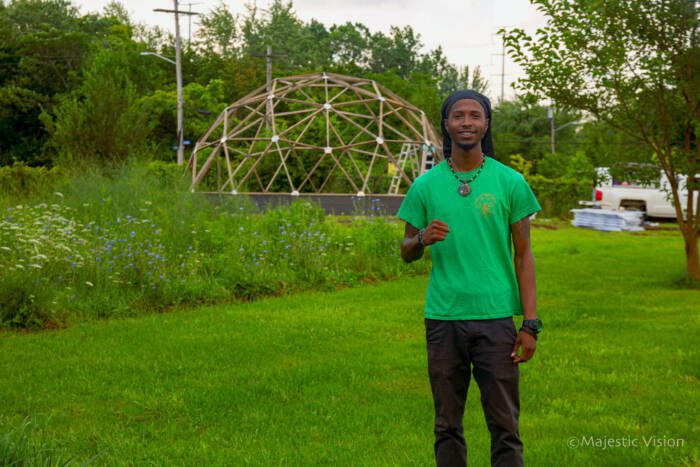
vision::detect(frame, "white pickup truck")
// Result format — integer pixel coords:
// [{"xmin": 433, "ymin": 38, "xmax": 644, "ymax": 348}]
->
[{"xmin": 589, "ymin": 167, "xmax": 698, "ymax": 219}]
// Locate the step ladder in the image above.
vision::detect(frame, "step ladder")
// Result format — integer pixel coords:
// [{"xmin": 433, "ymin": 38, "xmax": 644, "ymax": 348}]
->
[{"xmin": 388, "ymin": 143, "xmax": 436, "ymax": 194}]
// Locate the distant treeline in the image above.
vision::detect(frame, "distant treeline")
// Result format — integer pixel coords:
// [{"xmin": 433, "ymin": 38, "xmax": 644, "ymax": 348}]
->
[
  {"xmin": 0, "ymin": 0, "xmax": 491, "ymax": 166},
  {"xmin": 0, "ymin": 0, "xmax": 648, "ymax": 177}
]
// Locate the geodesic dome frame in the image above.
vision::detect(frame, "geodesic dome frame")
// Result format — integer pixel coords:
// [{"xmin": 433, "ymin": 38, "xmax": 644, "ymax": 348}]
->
[{"xmin": 186, "ymin": 72, "xmax": 443, "ymax": 195}]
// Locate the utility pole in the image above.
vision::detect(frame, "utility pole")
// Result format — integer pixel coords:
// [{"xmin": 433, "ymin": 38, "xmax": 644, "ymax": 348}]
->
[
  {"xmin": 155, "ymin": 1, "xmax": 199, "ymax": 165},
  {"xmin": 265, "ymin": 45, "xmax": 272, "ymax": 128},
  {"xmin": 548, "ymin": 106, "xmax": 555, "ymax": 154},
  {"xmin": 491, "ymin": 28, "xmax": 507, "ymax": 104},
  {"xmin": 550, "ymin": 118, "xmax": 585, "ymax": 155},
  {"xmin": 251, "ymin": 45, "xmax": 287, "ymax": 130},
  {"xmin": 183, "ymin": 2, "xmax": 202, "ymax": 43},
  {"xmin": 500, "ymin": 29, "xmax": 506, "ymax": 104}
]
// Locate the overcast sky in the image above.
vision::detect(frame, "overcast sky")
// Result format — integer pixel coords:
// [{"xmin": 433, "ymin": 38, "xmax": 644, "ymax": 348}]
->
[{"xmin": 75, "ymin": 0, "xmax": 546, "ymax": 100}]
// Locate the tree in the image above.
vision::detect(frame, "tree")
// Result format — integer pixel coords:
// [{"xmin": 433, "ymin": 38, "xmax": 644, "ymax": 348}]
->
[
  {"xmin": 0, "ymin": 0, "xmax": 486, "ymax": 171},
  {"xmin": 492, "ymin": 97, "xmax": 580, "ymax": 164},
  {"xmin": 462, "ymin": 66, "xmax": 488, "ymax": 96},
  {"xmin": 0, "ymin": 0, "xmax": 136, "ymax": 166},
  {"xmin": 195, "ymin": 1, "xmax": 241, "ymax": 59},
  {"xmin": 575, "ymin": 120, "xmax": 655, "ymax": 180},
  {"xmin": 0, "ymin": 0, "xmax": 91, "ymax": 164},
  {"xmin": 241, "ymin": 0, "xmax": 322, "ymax": 71},
  {"xmin": 102, "ymin": 1, "xmax": 131, "ymax": 27},
  {"xmin": 44, "ymin": 38, "xmax": 153, "ymax": 167},
  {"xmin": 138, "ymin": 79, "xmax": 227, "ymax": 156},
  {"xmin": 326, "ymin": 22, "xmax": 370, "ymax": 70},
  {"xmin": 503, "ymin": 0, "xmax": 700, "ymax": 281},
  {"xmin": 365, "ymin": 71, "xmax": 444, "ymax": 133},
  {"xmin": 417, "ymin": 48, "xmax": 489, "ymax": 99},
  {"xmin": 368, "ymin": 26, "xmax": 422, "ymax": 78}
]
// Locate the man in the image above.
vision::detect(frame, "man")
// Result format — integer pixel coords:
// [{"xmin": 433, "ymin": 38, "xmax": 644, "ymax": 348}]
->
[{"xmin": 397, "ymin": 89, "xmax": 542, "ymax": 467}]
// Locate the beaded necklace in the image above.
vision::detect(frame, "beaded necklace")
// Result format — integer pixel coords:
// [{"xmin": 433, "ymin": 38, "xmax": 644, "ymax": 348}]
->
[{"xmin": 446, "ymin": 155, "xmax": 486, "ymax": 196}]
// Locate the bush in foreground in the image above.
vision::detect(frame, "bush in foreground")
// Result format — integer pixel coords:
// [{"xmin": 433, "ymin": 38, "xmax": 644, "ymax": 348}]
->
[{"xmin": 0, "ymin": 164, "xmax": 427, "ymax": 329}]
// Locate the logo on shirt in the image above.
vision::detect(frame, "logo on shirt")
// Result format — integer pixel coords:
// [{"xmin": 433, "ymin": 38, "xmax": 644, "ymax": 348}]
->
[{"xmin": 474, "ymin": 193, "xmax": 497, "ymax": 216}]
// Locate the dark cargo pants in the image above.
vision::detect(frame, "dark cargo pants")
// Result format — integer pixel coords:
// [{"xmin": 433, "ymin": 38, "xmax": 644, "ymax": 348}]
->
[{"xmin": 425, "ymin": 317, "xmax": 523, "ymax": 467}]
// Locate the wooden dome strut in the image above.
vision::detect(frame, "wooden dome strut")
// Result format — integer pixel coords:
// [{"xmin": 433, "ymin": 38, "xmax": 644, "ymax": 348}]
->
[{"xmin": 186, "ymin": 72, "xmax": 443, "ymax": 195}]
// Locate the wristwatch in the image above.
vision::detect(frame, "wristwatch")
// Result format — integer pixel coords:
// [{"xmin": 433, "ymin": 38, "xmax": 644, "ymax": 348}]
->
[
  {"xmin": 417, "ymin": 228, "xmax": 426, "ymax": 246},
  {"xmin": 520, "ymin": 318, "xmax": 543, "ymax": 338}
]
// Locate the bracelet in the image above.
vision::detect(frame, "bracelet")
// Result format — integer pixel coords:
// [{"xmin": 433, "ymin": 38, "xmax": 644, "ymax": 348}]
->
[
  {"xmin": 519, "ymin": 326, "xmax": 538, "ymax": 340},
  {"xmin": 417, "ymin": 228, "xmax": 426, "ymax": 246}
]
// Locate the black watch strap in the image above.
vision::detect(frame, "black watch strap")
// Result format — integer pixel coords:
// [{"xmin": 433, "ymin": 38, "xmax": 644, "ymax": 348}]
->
[{"xmin": 522, "ymin": 319, "xmax": 542, "ymax": 333}]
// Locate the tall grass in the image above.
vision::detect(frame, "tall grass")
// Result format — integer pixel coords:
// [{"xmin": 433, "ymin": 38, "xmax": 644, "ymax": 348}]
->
[
  {"xmin": 0, "ymin": 416, "xmax": 79, "ymax": 466},
  {"xmin": 0, "ymin": 163, "xmax": 428, "ymax": 329}
]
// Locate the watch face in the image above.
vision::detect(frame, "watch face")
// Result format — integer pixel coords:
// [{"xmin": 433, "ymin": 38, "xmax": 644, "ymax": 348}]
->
[{"xmin": 524, "ymin": 319, "xmax": 543, "ymax": 332}]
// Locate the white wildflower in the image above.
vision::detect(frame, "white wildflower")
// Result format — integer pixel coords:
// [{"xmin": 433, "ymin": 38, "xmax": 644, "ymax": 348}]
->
[
  {"xmin": 54, "ymin": 192, "xmax": 64, "ymax": 198},
  {"xmin": 85, "ymin": 281, "xmax": 94, "ymax": 287}
]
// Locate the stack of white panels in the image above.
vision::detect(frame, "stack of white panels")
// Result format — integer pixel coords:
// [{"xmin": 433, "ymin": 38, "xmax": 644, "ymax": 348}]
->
[{"xmin": 570, "ymin": 209, "xmax": 645, "ymax": 232}]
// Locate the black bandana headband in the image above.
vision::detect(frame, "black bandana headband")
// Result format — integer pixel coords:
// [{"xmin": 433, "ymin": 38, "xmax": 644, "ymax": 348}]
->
[{"xmin": 440, "ymin": 90, "xmax": 494, "ymax": 159}]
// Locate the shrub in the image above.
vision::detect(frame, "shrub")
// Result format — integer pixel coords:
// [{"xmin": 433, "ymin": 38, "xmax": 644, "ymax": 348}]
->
[
  {"xmin": 527, "ymin": 175, "xmax": 592, "ymax": 218},
  {"xmin": 0, "ymin": 163, "xmax": 63, "ymax": 202},
  {"xmin": 0, "ymin": 164, "xmax": 428, "ymax": 329},
  {"xmin": 510, "ymin": 152, "xmax": 594, "ymax": 218},
  {"xmin": 44, "ymin": 42, "xmax": 153, "ymax": 168},
  {"xmin": 144, "ymin": 160, "xmax": 189, "ymax": 189},
  {"xmin": 0, "ymin": 273, "xmax": 55, "ymax": 329}
]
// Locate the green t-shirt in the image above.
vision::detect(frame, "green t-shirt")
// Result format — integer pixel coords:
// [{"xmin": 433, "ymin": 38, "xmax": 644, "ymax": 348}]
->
[{"xmin": 397, "ymin": 157, "xmax": 541, "ymax": 320}]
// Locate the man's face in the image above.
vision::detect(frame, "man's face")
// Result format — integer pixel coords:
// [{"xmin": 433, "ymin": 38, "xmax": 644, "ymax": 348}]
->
[{"xmin": 444, "ymin": 99, "xmax": 489, "ymax": 153}]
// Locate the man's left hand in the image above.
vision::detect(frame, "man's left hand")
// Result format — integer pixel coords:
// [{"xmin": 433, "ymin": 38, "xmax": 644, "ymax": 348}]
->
[{"xmin": 511, "ymin": 331, "xmax": 537, "ymax": 364}]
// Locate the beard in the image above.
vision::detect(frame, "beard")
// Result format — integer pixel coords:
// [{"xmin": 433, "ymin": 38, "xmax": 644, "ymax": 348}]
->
[{"xmin": 455, "ymin": 140, "xmax": 480, "ymax": 152}]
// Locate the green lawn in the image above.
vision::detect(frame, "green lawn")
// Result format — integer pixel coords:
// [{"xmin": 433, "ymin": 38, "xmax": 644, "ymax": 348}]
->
[{"xmin": 0, "ymin": 225, "xmax": 698, "ymax": 465}]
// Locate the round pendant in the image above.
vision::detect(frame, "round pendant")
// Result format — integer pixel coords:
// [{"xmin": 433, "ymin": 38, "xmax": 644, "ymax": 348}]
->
[{"xmin": 458, "ymin": 182, "xmax": 471, "ymax": 196}]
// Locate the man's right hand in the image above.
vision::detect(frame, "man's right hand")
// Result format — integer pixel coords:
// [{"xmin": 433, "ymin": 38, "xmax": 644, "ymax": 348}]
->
[{"xmin": 422, "ymin": 219, "xmax": 450, "ymax": 245}]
